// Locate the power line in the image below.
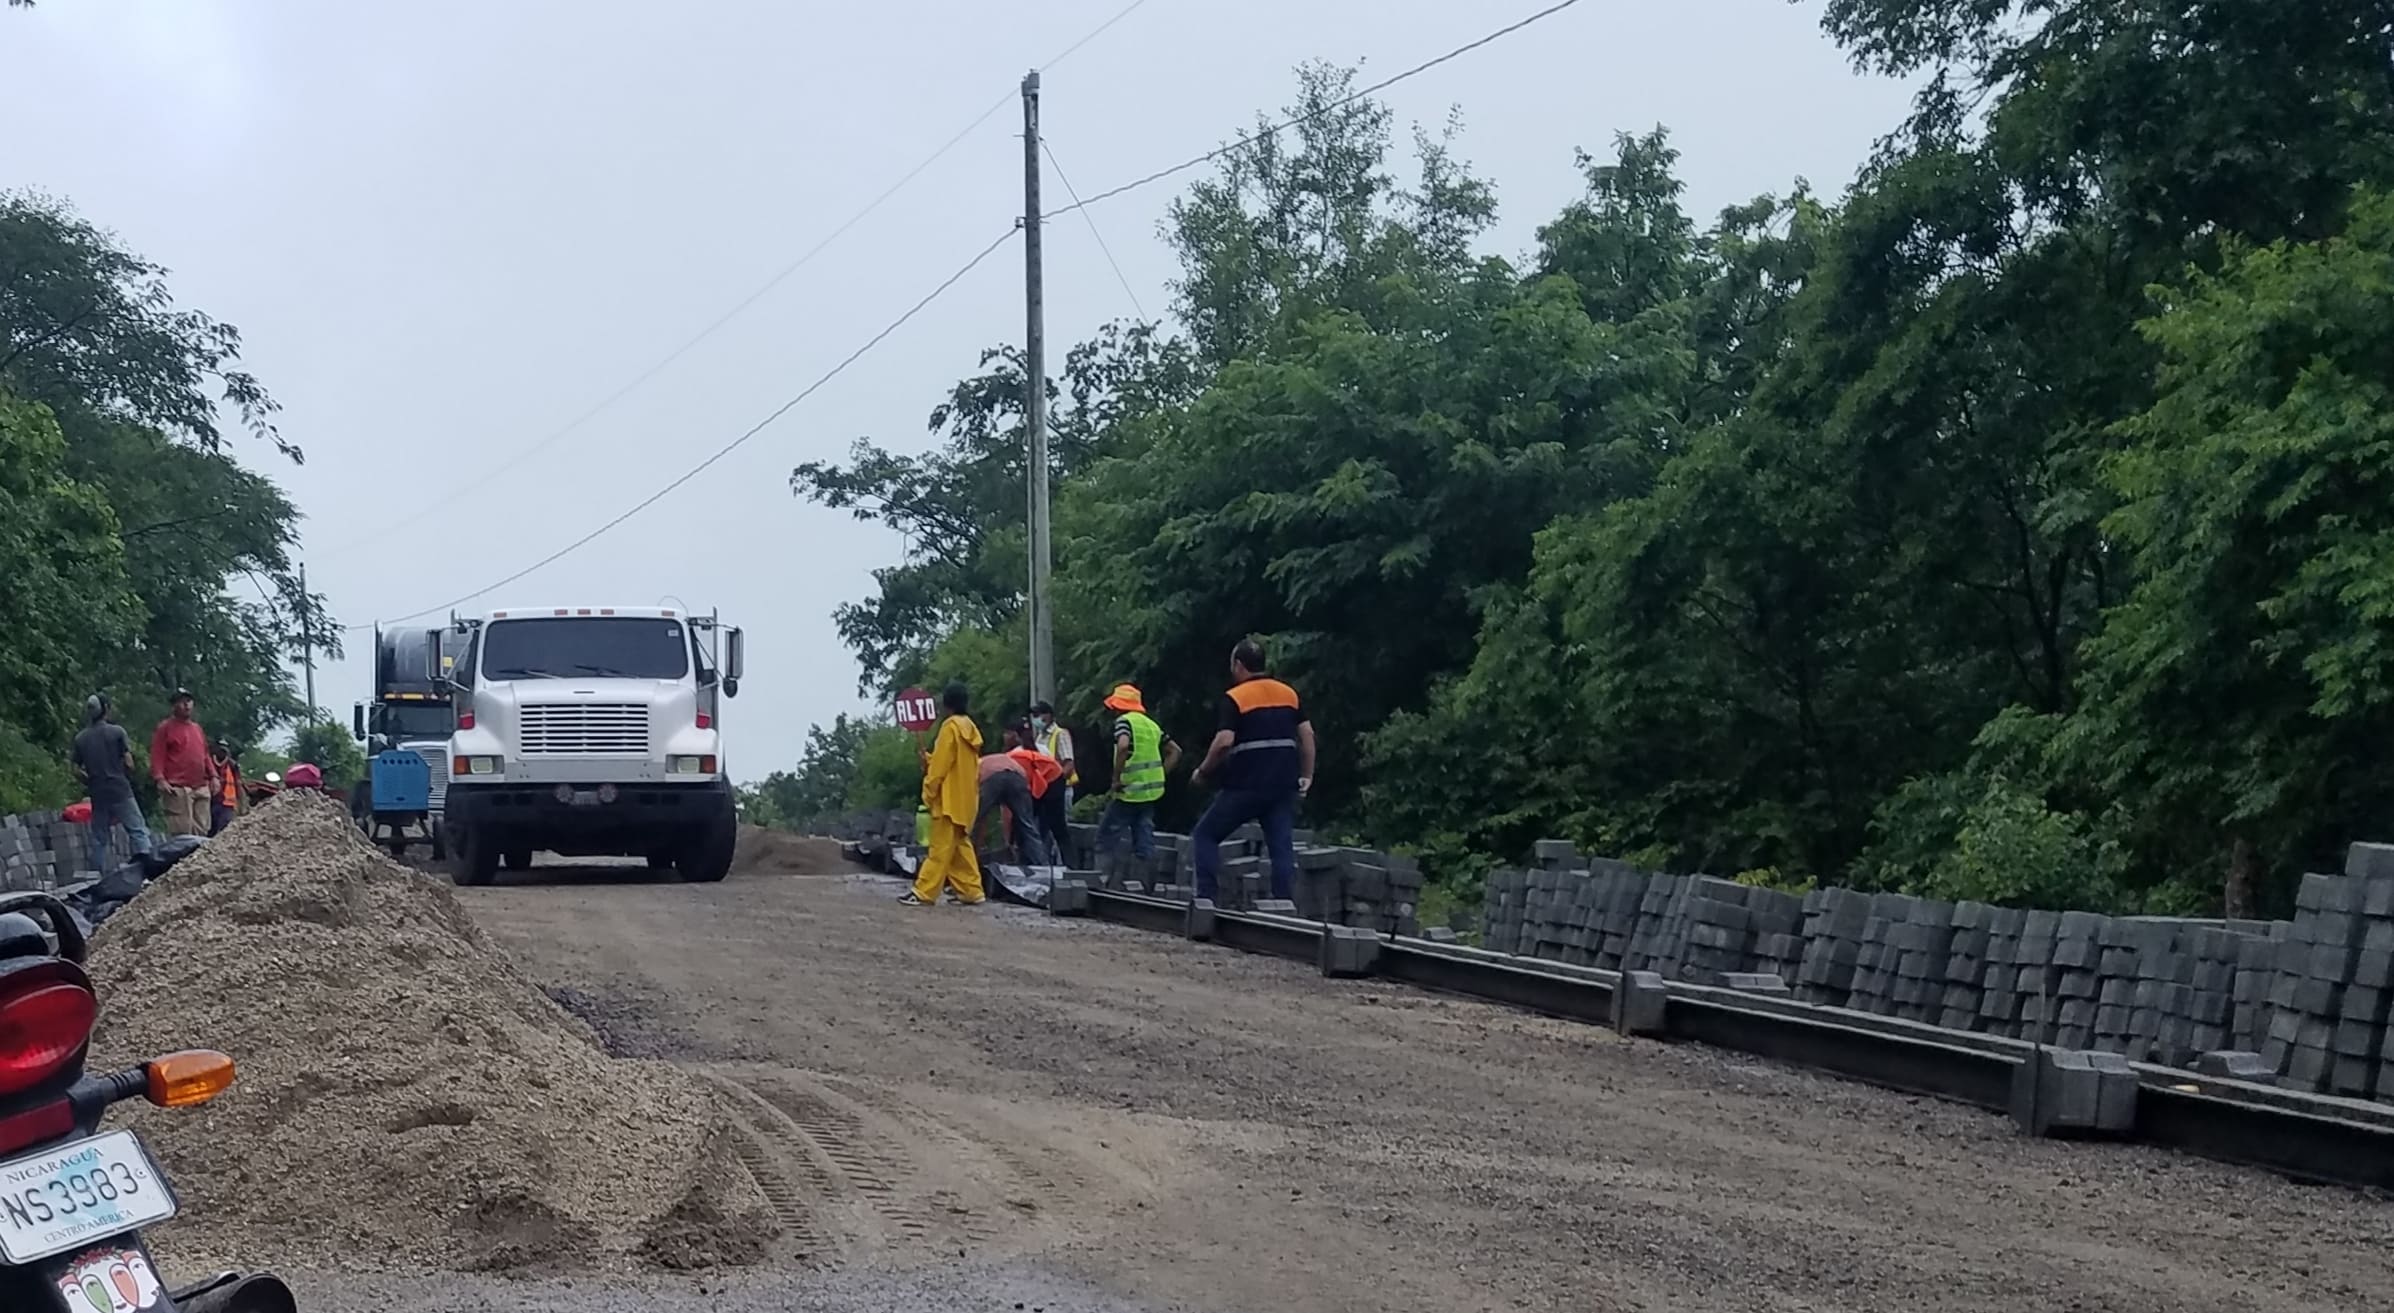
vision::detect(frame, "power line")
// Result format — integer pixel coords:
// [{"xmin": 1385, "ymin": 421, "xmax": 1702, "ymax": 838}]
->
[
  {"xmin": 315, "ymin": 0, "xmax": 1159, "ymax": 561},
  {"xmin": 348, "ymin": 228, "xmax": 1019, "ymax": 630},
  {"xmin": 1041, "ymin": 138, "xmax": 1149, "ymax": 321},
  {"xmin": 1044, "ymin": 0, "xmax": 1585, "ymax": 220}
]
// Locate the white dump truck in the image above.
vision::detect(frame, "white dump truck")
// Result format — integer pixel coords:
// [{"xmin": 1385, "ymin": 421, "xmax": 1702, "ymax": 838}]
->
[{"xmin": 439, "ymin": 605, "xmax": 744, "ymax": 885}]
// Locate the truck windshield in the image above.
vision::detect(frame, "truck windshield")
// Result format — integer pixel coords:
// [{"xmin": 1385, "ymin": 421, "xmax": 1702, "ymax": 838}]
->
[
  {"xmin": 375, "ymin": 704, "xmax": 453, "ymax": 741},
  {"xmin": 480, "ymin": 618, "xmax": 690, "ymax": 681}
]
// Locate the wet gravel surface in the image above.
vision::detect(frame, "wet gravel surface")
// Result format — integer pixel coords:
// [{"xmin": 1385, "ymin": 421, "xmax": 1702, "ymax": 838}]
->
[{"xmin": 287, "ymin": 857, "xmax": 2394, "ymax": 1313}]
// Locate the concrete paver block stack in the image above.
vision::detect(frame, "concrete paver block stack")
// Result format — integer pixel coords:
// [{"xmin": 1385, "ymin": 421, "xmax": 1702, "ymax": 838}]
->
[
  {"xmin": 2046, "ymin": 911, "xmax": 2105, "ymax": 1049},
  {"xmin": 1935, "ymin": 902, "xmax": 1995, "ymax": 1032},
  {"xmin": 1464, "ymin": 832, "xmax": 2394, "ymax": 1105},
  {"xmin": 1588, "ymin": 862, "xmax": 1651, "ymax": 970},
  {"xmin": 1480, "ymin": 869, "xmax": 1528, "ymax": 956},
  {"xmin": 2004, "ymin": 910, "xmax": 2063, "ymax": 1042},
  {"xmin": 1625, "ymin": 873, "xmax": 1686, "ymax": 969},
  {"xmin": 2264, "ymin": 872, "xmax": 2360, "ymax": 1092},
  {"xmin": 0, "ymin": 809, "xmax": 122, "ymax": 890},
  {"xmin": 1972, "ymin": 907, "xmax": 2026, "ymax": 1035},
  {"xmin": 2232, "ymin": 927, "xmax": 2284, "ymax": 1052},
  {"xmin": 1794, "ymin": 887, "xmax": 1869, "ymax": 1006}
]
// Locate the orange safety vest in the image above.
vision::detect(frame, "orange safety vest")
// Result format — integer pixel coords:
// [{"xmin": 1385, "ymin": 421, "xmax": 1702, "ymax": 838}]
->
[
  {"xmin": 1006, "ymin": 748, "xmax": 1065, "ymax": 800},
  {"xmin": 216, "ymin": 760, "xmax": 240, "ymax": 808}
]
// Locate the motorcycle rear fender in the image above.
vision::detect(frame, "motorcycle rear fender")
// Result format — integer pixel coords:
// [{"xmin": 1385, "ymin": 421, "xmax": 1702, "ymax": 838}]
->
[{"xmin": 19, "ymin": 1232, "xmax": 296, "ymax": 1313}]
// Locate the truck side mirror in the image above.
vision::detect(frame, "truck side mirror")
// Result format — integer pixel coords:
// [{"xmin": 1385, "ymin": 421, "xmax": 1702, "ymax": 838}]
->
[
  {"xmin": 351, "ymin": 703, "xmax": 366, "ymax": 741},
  {"xmin": 724, "ymin": 628, "xmax": 745, "ymax": 698}
]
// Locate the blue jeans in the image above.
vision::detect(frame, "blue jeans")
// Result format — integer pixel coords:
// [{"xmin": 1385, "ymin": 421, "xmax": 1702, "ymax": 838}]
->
[
  {"xmin": 1096, "ymin": 798, "xmax": 1156, "ymax": 861},
  {"xmin": 1191, "ymin": 787, "xmax": 1297, "ymax": 901},
  {"xmin": 88, "ymin": 794, "xmax": 151, "ymax": 868}
]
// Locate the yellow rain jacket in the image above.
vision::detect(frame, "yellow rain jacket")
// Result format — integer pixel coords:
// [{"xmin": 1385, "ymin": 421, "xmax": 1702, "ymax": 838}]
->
[{"xmin": 921, "ymin": 714, "xmax": 984, "ymax": 826}]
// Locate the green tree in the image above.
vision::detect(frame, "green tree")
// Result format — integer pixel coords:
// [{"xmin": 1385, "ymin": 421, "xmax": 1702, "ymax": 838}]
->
[
  {"xmin": 0, "ymin": 192, "xmax": 325, "ymax": 764},
  {"xmin": 0, "ymin": 393, "xmax": 141, "ymax": 810},
  {"xmin": 291, "ymin": 721, "xmax": 367, "ymax": 789},
  {"xmin": 793, "ymin": 322, "xmax": 1195, "ymax": 690},
  {"xmin": 2052, "ymin": 189, "xmax": 2394, "ymax": 912}
]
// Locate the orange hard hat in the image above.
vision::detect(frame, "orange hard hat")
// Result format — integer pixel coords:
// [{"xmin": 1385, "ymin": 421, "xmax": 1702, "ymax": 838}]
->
[{"xmin": 1103, "ymin": 683, "xmax": 1146, "ymax": 713}]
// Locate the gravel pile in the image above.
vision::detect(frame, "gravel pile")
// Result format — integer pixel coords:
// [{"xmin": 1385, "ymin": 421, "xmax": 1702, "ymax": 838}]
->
[
  {"xmin": 85, "ymin": 792, "xmax": 776, "ymax": 1273},
  {"xmin": 730, "ymin": 826, "xmax": 845, "ymax": 876}
]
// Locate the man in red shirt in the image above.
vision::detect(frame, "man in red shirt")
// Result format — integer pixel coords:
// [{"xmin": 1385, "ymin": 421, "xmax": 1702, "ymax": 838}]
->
[{"xmin": 151, "ymin": 689, "xmax": 213, "ymax": 837}]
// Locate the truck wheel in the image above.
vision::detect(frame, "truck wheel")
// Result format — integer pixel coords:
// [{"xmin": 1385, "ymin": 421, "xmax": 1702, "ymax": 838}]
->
[
  {"xmin": 429, "ymin": 819, "xmax": 448, "ymax": 863},
  {"xmin": 677, "ymin": 808, "xmax": 736, "ymax": 884},
  {"xmin": 452, "ymin": 826, "xmax": 499, "ymax": 887},
  {"xmin": 502, "ymin": 848, "xmax": 535, "ymax": 871}
]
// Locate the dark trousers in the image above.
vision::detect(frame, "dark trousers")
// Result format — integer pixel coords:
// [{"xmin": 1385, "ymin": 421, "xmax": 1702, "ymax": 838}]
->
[
  {"xmin": 1191, "ymin": 787, "xmax": 1298, "ymax": 901},
  {"xmin": 977, "ymin": 773, "xmax": 1050, "ymax": 867},
  {"xmin": 210, "ymin": 802, "xmax": 233, "ymax": 835},
  {"xmin": 1034, "ymin": 786, "xmax": 1071, "ymax": 866},
  {"xmin": 1097, "ymin": 798, "xmax": 1157, "ymax": 861}
]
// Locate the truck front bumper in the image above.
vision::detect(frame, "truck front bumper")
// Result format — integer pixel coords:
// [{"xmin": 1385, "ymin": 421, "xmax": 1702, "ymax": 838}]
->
[{"xmin": 445, "ymin": 778, "xmax": 731, "ymax": 840}]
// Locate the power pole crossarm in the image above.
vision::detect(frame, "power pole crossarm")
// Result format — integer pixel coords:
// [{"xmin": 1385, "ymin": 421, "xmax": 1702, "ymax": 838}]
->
[{"xmin": 1022, "ymin": 69, "xmax": 1056, "ymax": 708}]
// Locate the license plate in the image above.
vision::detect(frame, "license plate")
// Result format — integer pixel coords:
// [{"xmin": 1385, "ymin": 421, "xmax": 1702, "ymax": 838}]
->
[
  {"xmin": 568, "ymin": 791, "xmax": 599, "ymax": 807},
  {"xmin": 0, "ymin": 1130, "xmax": 178, "ymax": 1264}
]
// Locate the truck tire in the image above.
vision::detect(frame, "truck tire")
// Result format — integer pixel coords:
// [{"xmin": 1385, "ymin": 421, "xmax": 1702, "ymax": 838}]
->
[
  {"xmin": 502, "ymin": 847, "xmax": 535, "ymax": 871},
  {"xmin": 429, "ymin": 818, "xmax": 448, "ymax": 863},
  {"xmin": 452, "ymin": 826, "xmax": 499, "ymax": 887},
  {"xmin": 678, "ymin": 808, "xmax": 736, "ymax": 884}
]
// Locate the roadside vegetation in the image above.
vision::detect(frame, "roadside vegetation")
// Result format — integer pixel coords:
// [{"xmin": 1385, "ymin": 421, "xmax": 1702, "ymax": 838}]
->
[{"xmin": 776, "ymin": 4, "xmax": 2394, "ymax": 921}]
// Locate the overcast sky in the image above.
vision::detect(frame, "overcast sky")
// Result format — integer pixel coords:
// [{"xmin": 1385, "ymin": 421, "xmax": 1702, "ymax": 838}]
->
[{"xmin": 3, "ymin": 0, "xmax": 1912, "ymax": 777}]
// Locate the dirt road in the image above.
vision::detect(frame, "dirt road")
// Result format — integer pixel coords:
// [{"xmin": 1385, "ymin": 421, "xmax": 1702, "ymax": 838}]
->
[{"xmin": 301, "ymin": 845, "xmax": 2394, "ymax": 1312}]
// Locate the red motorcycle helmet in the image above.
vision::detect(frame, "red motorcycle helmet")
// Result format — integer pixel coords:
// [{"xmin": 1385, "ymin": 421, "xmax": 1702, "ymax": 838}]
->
[{"xmin": 283, "ymin": 763, "xmax": 323, "ymax": 790}]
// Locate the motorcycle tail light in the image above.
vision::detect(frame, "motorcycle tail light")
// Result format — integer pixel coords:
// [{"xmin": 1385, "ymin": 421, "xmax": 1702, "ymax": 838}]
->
[
  {"xmin": 146, "ymin": 1049, "xmax": 236, "ymax": 1108},
  {"xmin": 0, "ymin": 966, "xmax": 96, "ymax": 1098}
]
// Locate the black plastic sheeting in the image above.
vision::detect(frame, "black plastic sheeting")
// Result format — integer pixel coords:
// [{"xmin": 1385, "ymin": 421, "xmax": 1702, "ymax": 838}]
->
[
  {"xmin": 54, "ymin": 833, "xmax": 208, "ymax": 934},
  {"xmin": 983, "ymin": 862, "xmax": 1061, "ymax": 909},
  {"xmin": 882, "ymin": 845, "xmax": 1056, "ymax": 908}
]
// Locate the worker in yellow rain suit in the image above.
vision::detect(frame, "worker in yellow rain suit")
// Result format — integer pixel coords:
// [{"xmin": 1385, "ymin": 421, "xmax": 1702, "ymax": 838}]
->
[{"xmin": 906, "ymin": 681, "xmax": 986, "ymax": 907}]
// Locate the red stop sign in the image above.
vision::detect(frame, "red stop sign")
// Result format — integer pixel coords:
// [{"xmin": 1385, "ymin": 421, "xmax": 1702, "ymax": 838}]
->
[{"xmin": 893, "ymin": 686, "xmax": 939, "ymax": 733}]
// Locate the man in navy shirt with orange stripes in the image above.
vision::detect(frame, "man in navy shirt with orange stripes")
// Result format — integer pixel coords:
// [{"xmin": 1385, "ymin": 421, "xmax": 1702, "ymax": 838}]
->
[{"xmin": 1190, "ymin": 638, "xmax": 1316, "ymax": 903}]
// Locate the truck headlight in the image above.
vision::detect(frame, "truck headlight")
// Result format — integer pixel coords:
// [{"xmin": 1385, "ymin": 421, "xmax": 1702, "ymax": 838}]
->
[
  {"xmin": 452, "ymin": 755, "xmax": 502, "ymax": 776},
  {"xmin": 669, "ymin": 755, "xmax": 718, "ymax": 775}
]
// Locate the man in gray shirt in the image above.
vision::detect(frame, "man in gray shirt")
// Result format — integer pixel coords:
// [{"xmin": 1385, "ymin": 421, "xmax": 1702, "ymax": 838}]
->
[{"xmin": 71, "ymin": 693, "xmax": 151, "ymax": 869}]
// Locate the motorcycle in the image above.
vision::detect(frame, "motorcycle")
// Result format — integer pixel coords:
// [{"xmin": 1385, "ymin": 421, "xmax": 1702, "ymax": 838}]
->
[{"xmin": 0, "ymin": 892, "xmax": 293, "ymax": 1312}]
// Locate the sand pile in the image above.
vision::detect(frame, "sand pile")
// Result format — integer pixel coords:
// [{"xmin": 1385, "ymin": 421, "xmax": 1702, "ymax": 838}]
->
[
  {"xmin": 85, "ymin": 792, "xmax": 775, "ymax": 1273},
  {"xmin": 730, "ymin": 825, "xmax": 847, "ymax": 875}
]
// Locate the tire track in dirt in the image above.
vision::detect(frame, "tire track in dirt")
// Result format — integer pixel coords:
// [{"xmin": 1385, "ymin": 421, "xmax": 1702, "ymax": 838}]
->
[
  {"xmin": 703, "ymin": 1066, "xmax": 1063, "ymax": 1261},
  {"xmin": 696, "ymin": 1074, "xmax": 835, "ymax": 1262}
]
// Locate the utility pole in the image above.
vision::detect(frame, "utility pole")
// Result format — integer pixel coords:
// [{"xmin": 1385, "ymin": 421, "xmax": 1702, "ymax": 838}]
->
[
  {"xmin": 299, "ymin": 561, "xmax": 317, "ymax": 717},
  {"xmin": 1022, "ymin": 68, "xmax": 1055, "ymax": 708}
]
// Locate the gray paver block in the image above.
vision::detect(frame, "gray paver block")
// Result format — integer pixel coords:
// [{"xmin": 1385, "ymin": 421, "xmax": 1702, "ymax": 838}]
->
[
  {"xmin": 1318, "ymin": 924, "xmax": 1381, "ymax": 978},
  {"xmin": 1614, "ymin": 970, "xmax": 1668, "ymax": 1037},
  {"xmin": 1048, "ymin": 879, "xmax": 1091, "ymax": 916},
  {"xmin": 2011, "ymin": 1047, "xmax": 2139, "ymax": 1138},
  {"xmin": 2193, "ymin": 1049, "xmax": 2277, "ymax": 1086}
]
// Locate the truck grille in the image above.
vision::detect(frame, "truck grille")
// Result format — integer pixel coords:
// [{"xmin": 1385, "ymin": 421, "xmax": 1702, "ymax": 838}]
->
[
  {"xmin": 518, "ymin": 703, "xmax": 649, "ymax": 757},
  {"xmin": 416, "ymin": 748, "xmax": 450, "ymax": 809}
]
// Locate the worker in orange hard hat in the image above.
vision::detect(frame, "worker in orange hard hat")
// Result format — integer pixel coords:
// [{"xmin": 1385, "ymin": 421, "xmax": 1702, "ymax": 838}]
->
[{"xmin": 1095, "ymin": 683, "xmax": 1178, "ymax": 878}]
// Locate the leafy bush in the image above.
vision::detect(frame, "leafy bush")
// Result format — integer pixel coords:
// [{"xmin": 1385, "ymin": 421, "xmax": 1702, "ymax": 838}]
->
[{"xmin": 0, "ymin": 722, "xmax": 75, "ymax": 814}]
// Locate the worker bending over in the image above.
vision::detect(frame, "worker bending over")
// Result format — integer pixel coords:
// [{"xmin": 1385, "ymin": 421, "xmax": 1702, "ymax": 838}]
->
[{"xmin": 976, "ymin": 727, "xmax": 1054, "ymax": 870}]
